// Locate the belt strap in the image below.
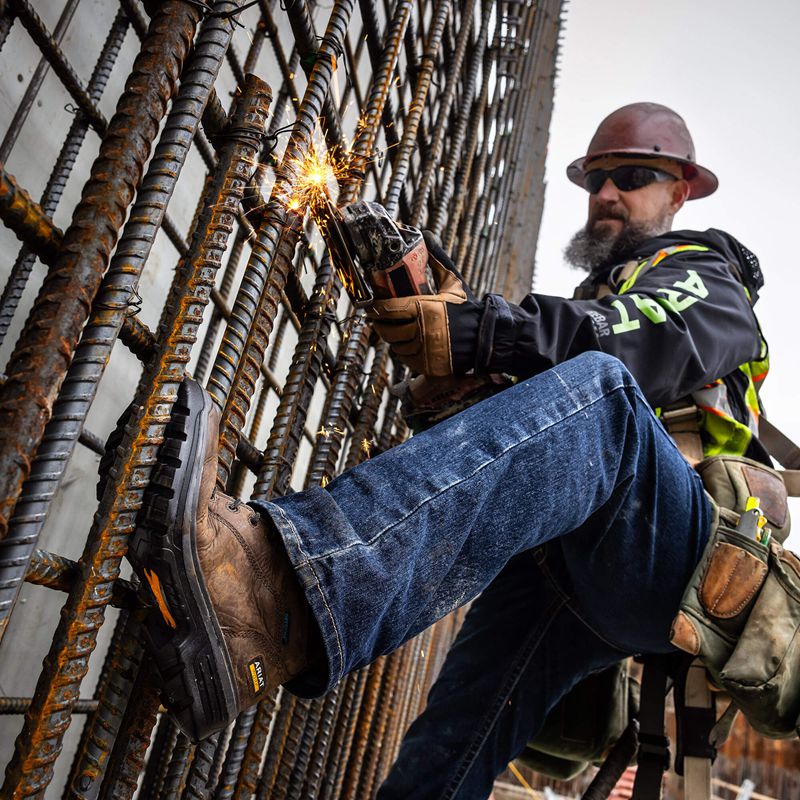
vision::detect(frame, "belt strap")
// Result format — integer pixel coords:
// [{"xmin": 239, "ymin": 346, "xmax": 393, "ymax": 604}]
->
[
  {"xmin": 663, "ymin": 400, "xmax": 800, "ymax": 496},
  {"xmin": 661, "ymin": 401, "xmax": 704, "ymax": 466},
  {"xmin": 632, "ymin": 658, "xmax": 670, "ymax": 800}
]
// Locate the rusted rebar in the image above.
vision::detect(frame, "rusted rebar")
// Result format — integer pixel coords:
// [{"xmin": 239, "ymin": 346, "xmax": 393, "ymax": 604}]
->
[
  {"xmin": 253, "ymin": 0, "xmax": 414, "ymax": 499},
  {"xmin": 253, "ymin": 692, "xmax": 297, "ymax": 799},
  {"xmin": 341, "ymin": 658, "xmax": 388, "ymax": 800},
  {"xmin": 138, "ymin": 717, "xmax": 180, "ymax": 800},
  {"xmin": 207, "ymin": 0, "xmax": 357, "ymax": 492},
  {"xmin": 357, "ymin": 648, "xmax": 404, "ymax": 796},
  {"xmin": 410, "ymin": 0, "xmax": 477, "ymax": 223},
  {"xmin": 212, "ymin": 705, "xmax": 257, "ymax": 799},
  {"xmin": 66, "ymin": 612, "xmax": 150, "ymax": 799},
  {"xmin": 0, "ymin": 0, "xmax": 252, "ymax": 654},
  {"xmin": 228, "ymin": 688, "xmax": 278, "ymax": 799},
  {"xmin": 23, "ymin": 548, "xmax": 138, "ymax": 609},
  {"xmin": 0, "ymin": 698, "xmax": 98, "ymax": 715},
  {"xmin": 0, "ymin": 0, "xmax": 203, "ymax": 542},
  {"xmin": 179, "ymin": 734, "xmax": 218, "ymax": 800},
  {"xmin": 320, "ymin": 670, "xmax": 367, "ymax": 800},
  {"xmin": 0, "ymin": 0, "xmax": 559, "ymax": 795},
  {"xmin": 431, "ymin": 0, "xmax": 492, "ymax": 237},
  {"xmin": 0, "ymin": 164, "xmax": 62, "ymax": 266},
  {"xmin": 0, "ymin": 7, "xmax": 129, "ymax": 349},
  {"xmin": 95, "ymin": 667, "xmax": 162, "ymax": 800},
  {"xmin": 302, "ymin": 684, "xmax": 345, "ymax": 798}
]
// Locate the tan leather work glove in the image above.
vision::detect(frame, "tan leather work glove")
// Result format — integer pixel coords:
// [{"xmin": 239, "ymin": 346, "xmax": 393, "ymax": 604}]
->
[{"xmin": 367, "ymin": 247, "xmax": 476, "ymax": 377}]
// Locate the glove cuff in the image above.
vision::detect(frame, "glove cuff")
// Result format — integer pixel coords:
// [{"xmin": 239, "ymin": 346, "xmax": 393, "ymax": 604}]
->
[
  {"xmin": 475, "ymin": 294, "xmax": 517, "ymax": 372},
  {"xmin": 446, "ymin": 301, "xmax": 482, "ymax": 374}
]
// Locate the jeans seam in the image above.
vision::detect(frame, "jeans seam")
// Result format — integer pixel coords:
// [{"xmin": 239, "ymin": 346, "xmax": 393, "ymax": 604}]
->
[
  {"xmin": 441, "ymin": 593, "xmax": 566, "ymax": 799},
  {"xmin": 564, "ymin": 602, "xmax": 631, "ymax": 654},
  {"xmin": 271, "ymin": 504, "xmax": 346, "ymax": 682},
  {"xmin": 301, "ymin": 380, "xmax": 637, "ymax": 566},
  {"xmin": 537, "ymin": 546, "xmax": 630, "ymax": 654}
]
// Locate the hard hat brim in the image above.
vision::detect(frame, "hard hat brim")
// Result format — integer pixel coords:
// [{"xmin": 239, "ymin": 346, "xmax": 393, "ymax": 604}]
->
[{"xmin": 566, "ymin": 150, "xmax": 718, "ymax": 200}]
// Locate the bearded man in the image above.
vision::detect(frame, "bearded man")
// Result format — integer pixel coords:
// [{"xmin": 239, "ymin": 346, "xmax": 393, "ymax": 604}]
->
[{"xmin": 130, "ymin": 104, "xmax": 769, "ymax": 799}]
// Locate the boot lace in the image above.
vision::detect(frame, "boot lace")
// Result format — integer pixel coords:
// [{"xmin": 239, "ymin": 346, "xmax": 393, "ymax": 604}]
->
[{"xmin": 226, "ymin": 496, "xmax": 261, "ymax": 526}]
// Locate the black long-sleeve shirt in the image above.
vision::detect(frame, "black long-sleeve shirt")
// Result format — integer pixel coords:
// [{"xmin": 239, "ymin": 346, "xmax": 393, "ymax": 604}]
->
[{"xmin": 477, "ymin": 229, "xmax": 765, "ymax": 411}]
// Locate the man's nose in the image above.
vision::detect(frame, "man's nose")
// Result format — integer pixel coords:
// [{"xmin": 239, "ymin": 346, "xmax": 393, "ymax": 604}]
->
[{"xmin": 595, "ymin": 177, "xmax": 621, "ymax": 202}]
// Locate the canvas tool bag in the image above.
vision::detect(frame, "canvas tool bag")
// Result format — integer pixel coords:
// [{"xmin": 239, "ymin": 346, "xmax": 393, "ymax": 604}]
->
[
  {"xmin": 519, "ymin": 660, "xmax": 640, "ymax": 780},
  {"xmin": 670, "ymin": 454, "xmax": 800, "ymax": 738}
]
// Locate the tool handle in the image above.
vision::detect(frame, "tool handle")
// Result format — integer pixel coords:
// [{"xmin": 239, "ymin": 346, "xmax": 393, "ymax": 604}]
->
[{"xmin": 369, "ymin": 238, "xmax": 433, "ymax": 300}]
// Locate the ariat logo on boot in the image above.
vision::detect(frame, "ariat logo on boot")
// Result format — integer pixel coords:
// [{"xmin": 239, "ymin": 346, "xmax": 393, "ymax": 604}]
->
[
  {"xmin": 248, "ymin": 658, "xmax": 266, "ymax": 695},
  {"xmin": 143, "ymin": 568, "xmax": 177, "ymax": 629}
]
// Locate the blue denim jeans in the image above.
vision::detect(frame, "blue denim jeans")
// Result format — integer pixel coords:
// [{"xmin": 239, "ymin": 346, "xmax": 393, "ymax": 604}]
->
[{"xmin": 251, "ymin": 352, "xmax": 712, "ymax": 797}]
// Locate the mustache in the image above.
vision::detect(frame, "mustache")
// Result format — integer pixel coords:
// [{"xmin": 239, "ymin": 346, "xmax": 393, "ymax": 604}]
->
[{"xmin": 590, "ymin": 208, "xmax": 629, "ymax": 225}]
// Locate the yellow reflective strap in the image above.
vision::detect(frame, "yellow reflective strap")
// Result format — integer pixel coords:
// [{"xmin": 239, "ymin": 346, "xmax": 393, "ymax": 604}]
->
[{"xmin": 618, "ymin": 244, "xmax": 709, "ymax": 295}]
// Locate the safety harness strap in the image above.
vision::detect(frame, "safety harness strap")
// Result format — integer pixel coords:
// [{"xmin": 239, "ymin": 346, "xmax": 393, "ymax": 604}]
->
[{"xmin": 632, "ymin": 658, "xmax": 670, "ymax": 799}]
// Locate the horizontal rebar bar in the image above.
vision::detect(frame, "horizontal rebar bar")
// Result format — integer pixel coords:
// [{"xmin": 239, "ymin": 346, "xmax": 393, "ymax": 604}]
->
[
  {"xmin": 0, "ymin": 697, "xmax": 98, "ymax": 715},
  {"xmin": 23, "ymin": 548, "xmax": 138, "ymax": 610},
  {"xmin": 0, "ymin": 164, "xmax": 62, "ymax": 266}
]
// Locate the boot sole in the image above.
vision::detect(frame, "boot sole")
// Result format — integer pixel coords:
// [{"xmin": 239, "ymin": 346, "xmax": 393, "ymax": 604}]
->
[{"xmin": 129, "ymin": 378, "xmax": 237, "ymax": 742}]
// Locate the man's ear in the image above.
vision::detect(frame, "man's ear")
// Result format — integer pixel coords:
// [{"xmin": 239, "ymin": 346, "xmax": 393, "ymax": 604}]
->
[{"xmin": 670, "ymin": 179, "xmax": 691, "ymax": 214}]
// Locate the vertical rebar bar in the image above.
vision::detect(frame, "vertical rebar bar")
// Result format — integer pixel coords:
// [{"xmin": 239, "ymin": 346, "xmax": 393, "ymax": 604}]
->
[
  {"xmin": 0, "ymin": 0, "xmax": 203, "ymax": 542},
  {"xmin": 0, "ymin": 69, "xmax": 271, "ymax": 800},
  {"xmin": 252, "ymin": 0, "xmax": 414, "ymax": 500},
  {"xmin": 137, "ymin": 717, "xmax": 181, "ymax": 800},
  {"xmin": 207, "ymin": 0, "xmax": 357, "ymax": 493},
  {"xmin": 0, "ymin": 0, "xmax": 248, "ymax": 650},
  {"xmin": 63, "ymin": 612, "xmax": 148, "ymax": 800}
]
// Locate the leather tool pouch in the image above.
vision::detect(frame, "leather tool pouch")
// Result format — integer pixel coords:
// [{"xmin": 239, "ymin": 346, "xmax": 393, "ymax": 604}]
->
[{"xmin": 671, "ymin": 455, "xmax": 800, "ymax": 738}]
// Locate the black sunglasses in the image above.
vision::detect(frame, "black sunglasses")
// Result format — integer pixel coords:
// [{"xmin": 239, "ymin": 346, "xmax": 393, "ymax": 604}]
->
[{"xmin": 584, "ymin": 165, "xmax": 677, "ymax": 195}]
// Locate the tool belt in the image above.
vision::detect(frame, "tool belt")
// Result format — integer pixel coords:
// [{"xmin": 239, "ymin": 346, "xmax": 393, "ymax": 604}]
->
[{"xmin": 670, "ymin": 454, "xmax": 800, "ymax": 738}]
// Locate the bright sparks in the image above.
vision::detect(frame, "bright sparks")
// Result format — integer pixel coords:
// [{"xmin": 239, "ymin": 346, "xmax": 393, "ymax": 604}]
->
[{"xmin": 282, "ymin": 145, "xmax": 349, "ymax": 217}]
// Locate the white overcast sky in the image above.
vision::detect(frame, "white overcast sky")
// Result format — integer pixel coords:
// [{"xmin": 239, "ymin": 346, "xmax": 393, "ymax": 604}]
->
[{"xmin": 535, "ymin": 0, "xmax": 799, "ymax": 447}]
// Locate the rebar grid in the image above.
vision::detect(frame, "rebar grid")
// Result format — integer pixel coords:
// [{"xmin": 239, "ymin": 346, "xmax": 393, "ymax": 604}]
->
[{"xmin": 0, "ymin": 0, "xmax": 562, "ymax": 796}]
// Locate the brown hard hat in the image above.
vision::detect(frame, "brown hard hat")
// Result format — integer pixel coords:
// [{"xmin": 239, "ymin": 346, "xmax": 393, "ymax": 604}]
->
[{"xmin": 567, "ymin": 102, "xmax": 718, "ymax": 200}]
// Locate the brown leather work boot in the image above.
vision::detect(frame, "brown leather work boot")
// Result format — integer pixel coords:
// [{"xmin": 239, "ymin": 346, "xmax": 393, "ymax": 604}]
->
[{"xmin": 128, "ymin": 377, "xmax": 318, "ymax": 742}]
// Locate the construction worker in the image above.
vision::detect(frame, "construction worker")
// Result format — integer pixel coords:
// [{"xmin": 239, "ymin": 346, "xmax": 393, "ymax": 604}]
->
[{"xmin": 129, "ymin": 103, "xmax": 769, "ymax": 798}]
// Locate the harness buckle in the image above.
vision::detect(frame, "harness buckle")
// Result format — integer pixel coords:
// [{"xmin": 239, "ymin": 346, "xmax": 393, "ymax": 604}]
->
[{"xmin": 637, "ymin": 732, "xmax": 672, "ymax": 770}]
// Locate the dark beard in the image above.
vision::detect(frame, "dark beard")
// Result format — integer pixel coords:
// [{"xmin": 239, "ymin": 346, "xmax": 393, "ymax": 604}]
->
[{"xmin": 564, "ymin": 219, "xmax": 668, "ymax": 273}]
